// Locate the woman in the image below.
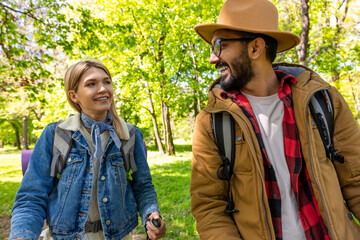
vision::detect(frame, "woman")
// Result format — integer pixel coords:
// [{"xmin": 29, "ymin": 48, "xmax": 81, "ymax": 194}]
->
[{"xmin": 10, "ymin": 60, "xmax": 166, "ymax": 240}]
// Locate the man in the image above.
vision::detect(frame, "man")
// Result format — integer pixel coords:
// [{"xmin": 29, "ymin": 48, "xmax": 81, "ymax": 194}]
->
[{"xmin": 190, "ymin": 0, "xmax": 360, "ymax": 239}]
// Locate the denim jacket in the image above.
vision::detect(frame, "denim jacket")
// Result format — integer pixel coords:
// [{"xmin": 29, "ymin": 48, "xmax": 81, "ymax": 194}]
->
[{"xmin": 10, "ymin": 114, "xmax": 160, "ymax": 240}]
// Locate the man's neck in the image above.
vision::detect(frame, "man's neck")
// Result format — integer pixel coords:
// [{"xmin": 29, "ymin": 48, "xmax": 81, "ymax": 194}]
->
[{"xmin": 241, "ymin": 64, "xmax": 279, "ymax": 97}]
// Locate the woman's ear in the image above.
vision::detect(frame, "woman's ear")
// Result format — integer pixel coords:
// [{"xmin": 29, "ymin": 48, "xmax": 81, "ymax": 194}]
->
[
  {"xmin": 68, "ymin": 90, "xmax": 78, "ymax": 104},
  {"xmin": 248, "ymin": 37, "xmax": 266, "ymax": 60}
]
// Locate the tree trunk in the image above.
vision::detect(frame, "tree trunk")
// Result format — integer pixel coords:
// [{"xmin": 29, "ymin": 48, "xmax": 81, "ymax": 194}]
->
[
  {"xmin": 157, "ymin": 33, "xmax": 175, "ymax": 155},
  {"xmin": 10, "ymin": 121, "xmax": 21, "ymax": 150},
  {"xmin": 189, "ymin": 41, "xmax": 202, "ymax": 116},
  {"xmin": 144, "ymin": 80, "xmax": 164, "ymax": 154},
  {"xmin": 349, "ymin": 77, "xmax": 360, "ymax": 125},
  {"xmin": 299, "ymin": 0, "xmax": 310, "ymax": 65},
  {"xmin": 22, "ymin": 115, "xmax": 29, "ymax": 150},
  {"xmin": 161, "ymin": 100, "xmax": 175, "ymax": 155}
]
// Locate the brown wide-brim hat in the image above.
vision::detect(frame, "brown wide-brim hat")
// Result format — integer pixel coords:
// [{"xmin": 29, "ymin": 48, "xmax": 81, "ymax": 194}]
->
[{"xmin": 194, "ymin": 0, "xmax": 301, "ymax": 53}]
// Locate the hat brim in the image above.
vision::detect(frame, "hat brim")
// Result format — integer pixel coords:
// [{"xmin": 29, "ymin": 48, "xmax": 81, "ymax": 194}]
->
[{"xmin": 194, "ymin": 23, "xmax": 300, "ymax": 53}]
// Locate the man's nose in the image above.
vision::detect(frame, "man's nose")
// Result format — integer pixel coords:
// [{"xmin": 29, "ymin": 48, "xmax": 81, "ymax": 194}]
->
[{"xmin": 209, "ymin": 52, "xmax": 220, "ymax": 64}]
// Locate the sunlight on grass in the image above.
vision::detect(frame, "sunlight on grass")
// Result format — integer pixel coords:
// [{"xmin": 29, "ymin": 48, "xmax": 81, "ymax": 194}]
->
[{"xmin": 0, "ymin": 150, "xmax": 22, "ymax": 217}]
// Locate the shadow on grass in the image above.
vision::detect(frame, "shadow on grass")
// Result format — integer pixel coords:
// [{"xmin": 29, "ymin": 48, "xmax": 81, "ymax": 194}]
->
[
  {"xmin": 146, "ymin": 144, "xmax": 192, "ymax": 153},
  {"xmin": 134, "ymin": 159, "xmax": 199, "ymax": 240}
]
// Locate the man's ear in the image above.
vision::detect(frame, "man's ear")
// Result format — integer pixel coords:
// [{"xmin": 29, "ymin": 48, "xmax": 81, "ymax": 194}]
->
[{"xmin": 248, "ymin": 37, "xmax": 266, "ymax": 60}]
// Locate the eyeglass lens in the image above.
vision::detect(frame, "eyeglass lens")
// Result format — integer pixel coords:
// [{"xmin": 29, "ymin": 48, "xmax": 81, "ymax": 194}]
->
[{"xmin": 210, "ymin": 39, "xmax": 221, "ymax": 57}]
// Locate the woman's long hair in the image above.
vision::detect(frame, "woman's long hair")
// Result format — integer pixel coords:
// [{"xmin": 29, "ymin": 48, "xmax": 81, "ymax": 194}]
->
[{"xmin": 64, "ymin": 59, "xmax": 127, "ymax": 139}]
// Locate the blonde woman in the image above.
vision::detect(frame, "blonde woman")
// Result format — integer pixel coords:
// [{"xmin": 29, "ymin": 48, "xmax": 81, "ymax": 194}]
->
[{"xmin": 10, "ymin": 60, "xmax": 166, "ymax": 240}]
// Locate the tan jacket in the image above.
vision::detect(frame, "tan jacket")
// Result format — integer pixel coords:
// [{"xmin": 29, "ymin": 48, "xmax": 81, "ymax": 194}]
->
[{"xmin": 190, "ymin": 63, "xmax": 360, "ymax": 240}]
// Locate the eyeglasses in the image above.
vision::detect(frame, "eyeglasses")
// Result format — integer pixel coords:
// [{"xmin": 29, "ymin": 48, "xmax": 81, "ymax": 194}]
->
[{"xmin": 211, "ymin": 38, "xmax": 255, "ymax": 57}]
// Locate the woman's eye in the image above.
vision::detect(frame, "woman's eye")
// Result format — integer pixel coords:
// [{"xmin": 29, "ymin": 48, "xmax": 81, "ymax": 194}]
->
[{"xmin": 86, "ymin": 82, "xmax": 95, "ymax": 87}]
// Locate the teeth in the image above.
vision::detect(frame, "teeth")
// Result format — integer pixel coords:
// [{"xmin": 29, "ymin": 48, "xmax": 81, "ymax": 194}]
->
[
  {"xmin": 219, "ymin": 66, "xmax": 228, "ymax": 73},
  {"xmin": 96, "ymin": 97, "xmax": 108, "ymax": 101}
]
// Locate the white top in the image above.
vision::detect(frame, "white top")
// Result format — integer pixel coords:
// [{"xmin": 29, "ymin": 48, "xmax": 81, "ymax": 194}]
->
[{"xmin": 242, "ymin": 92, "xmax": 306, "ymax": 240}]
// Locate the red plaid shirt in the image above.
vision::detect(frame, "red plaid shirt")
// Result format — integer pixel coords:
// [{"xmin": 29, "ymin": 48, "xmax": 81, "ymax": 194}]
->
[{"xmin": 221, "ymin": 70, "xmax": 330, "ymax": 240}]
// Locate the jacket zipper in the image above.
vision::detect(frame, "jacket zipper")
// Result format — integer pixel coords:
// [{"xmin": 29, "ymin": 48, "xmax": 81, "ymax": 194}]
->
[
  {"xmin": 305, "ymin": 89, "xmax": 334, "ymax": 239},
  {"xmin": 234, "ymin": 112, "xmax": 273, "ymax": 240},
  {"xmin": 259, "ymin": 172, "xmax": 272, "ymax": 240}
]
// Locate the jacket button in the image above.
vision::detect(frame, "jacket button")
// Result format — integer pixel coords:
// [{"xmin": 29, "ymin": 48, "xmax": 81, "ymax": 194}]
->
[
  {"xmin": 67, "ymin": 156, "xmax": 71, "ymax": 162},
  {"xmin": 236, "ymin": 136, "xmax": 242, "ymax": 141},
  {"xmin": 106, "ymin": 220, "xmax": 111, "ymax": 225},
  {"xmin": 272, "ymin": 194, "xmax": 278, "ymax": 199},
  {"xmin": 103, "ymin": 197, "xmax": 108, "ymax": 203},
  {"xmin": 348, "ymin": 213, "xmax": 354, "ymax": 220},
  {"xmin": 100, "ymin": 176, "xmax": 106, "ymax": 181}
]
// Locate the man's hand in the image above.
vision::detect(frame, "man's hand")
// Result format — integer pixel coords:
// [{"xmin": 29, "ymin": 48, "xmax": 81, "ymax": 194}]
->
[{"xmin": 146, "ymin": 212, "xmax": 167, "ymax": 240}]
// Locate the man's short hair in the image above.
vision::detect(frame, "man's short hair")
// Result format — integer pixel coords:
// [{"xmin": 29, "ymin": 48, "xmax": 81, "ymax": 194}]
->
[{"xmin": 235, "ymin": 30, "xmax": 278, "ymax": 63}]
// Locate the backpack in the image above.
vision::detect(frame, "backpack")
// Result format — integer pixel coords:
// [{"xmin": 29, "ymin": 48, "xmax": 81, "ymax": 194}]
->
[
  {"xmin": 50, "ymin": 122, "xmax": 137, "ymax": 184},
  {"xmin": 211, "ymin": 89, "xmax": 344, "ymax": 215}
]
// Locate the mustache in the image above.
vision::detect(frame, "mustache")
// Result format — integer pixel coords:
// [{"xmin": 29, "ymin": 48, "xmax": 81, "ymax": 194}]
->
[{"xmin": 215, "ymin": 62, "xmax": 229, "ymax": 69}]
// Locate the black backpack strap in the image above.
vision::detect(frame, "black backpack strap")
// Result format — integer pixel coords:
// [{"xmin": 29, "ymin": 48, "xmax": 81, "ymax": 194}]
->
[
  {"xmin": 121, "ymin": 123, "xmax": 137, "ymax": 174},
  {"xmin": 211, "ymin": 112, "xmax": 238, "ymax": 215},
  {"xmin": 51, "ymin": 120, "xmax": 73, "ymax": 184},
  {"xmin": 309, "ymin": 90, "xmax": 344, "ymax": 163}
]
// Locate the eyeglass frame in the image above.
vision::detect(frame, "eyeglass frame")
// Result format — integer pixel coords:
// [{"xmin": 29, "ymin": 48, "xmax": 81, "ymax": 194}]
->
[{"xmin": 210, "ymin": 38, "xmax": 256, "ymax": 57}]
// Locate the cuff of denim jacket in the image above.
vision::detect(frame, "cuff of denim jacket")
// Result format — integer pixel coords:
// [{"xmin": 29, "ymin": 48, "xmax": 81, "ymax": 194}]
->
[
  {"xmin": 141, "ymin": 204, "xmax": 161, "ymax": 226},
  {"xmin": 9, "ymin": 229, "xmax": 38, "ymax": 240}
]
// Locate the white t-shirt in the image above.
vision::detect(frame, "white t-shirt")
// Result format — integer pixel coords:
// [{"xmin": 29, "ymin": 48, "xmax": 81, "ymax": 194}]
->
[{"xmin": 242, "ymin": 92, "xmax": 306, "ymax": 240}]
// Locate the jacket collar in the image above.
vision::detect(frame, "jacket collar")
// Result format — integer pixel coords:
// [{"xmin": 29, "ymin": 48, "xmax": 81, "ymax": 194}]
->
[
  {"xmin": 206, "ymin": 63, "xmax": 331, "ymax": 113},
  {"xmin": 56, "ymin": 112, "xmax": 130, "ymax": 140},
  {"xmin": 57, "ymin": 112, "xmax": 82, "ymax": 132}
]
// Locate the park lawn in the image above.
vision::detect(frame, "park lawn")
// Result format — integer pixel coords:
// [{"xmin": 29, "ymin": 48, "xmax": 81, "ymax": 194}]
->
[
  {"xmin": 0, "ymin": 147, "xmax": 22, "ymax": 217},
  {"xmin": 0, "ymin": 145, "xmax": 199, "ymax": 240}
]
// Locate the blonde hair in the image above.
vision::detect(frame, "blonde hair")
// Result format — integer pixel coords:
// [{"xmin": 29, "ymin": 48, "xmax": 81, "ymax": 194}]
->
[{"xmin": 64, "ymin": 59, "xmax": 127, "ymax": 139}]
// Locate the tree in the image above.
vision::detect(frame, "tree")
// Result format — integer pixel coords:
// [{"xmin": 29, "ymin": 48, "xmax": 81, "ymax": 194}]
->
[{"xmin": 65, "ymin": 0, "xmax": 222, "ymax": 155}]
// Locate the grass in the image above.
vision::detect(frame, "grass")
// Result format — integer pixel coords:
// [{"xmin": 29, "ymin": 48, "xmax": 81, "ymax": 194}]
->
[{"xmin": 0, "ymin": 145, "xmax": 199, "ymax": 239}]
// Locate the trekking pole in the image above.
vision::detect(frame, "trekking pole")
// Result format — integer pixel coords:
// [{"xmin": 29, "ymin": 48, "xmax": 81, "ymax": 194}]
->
[{"xmin": 145, "ymin": 217, "xmax": 161, "ymax": 240}]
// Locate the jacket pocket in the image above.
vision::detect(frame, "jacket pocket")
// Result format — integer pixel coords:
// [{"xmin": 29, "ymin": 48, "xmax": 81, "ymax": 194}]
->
[
  {"xmin": 58, "ymin": 150, "xmax": 86, "ymax": 184},
  {"xmin": 109, "ymin": 153, "xmax": 128, "ymax": 188},
  {"xmin": 233, "ymin": 132, "xmax": 254, "ymax": 174}
]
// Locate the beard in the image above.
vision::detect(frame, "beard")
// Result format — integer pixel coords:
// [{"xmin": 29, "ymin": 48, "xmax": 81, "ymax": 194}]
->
[{"xmin": 218, "ymin": 47, "xmax": 254, "ymax": 92}]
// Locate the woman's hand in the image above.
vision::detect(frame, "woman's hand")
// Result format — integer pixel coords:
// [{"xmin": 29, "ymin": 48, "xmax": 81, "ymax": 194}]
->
[{"xmin": 146, "ymin": 212, "xmax": 167, "ymax": 240}]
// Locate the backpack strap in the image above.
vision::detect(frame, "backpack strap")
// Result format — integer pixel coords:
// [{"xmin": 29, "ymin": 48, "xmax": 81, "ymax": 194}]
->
[
  {"xmin": 121, "ymin": 123, "xmax": 137, "ymax": 174},
  {"xmin": 309, "ymin": 90, "xmax": 344, "ymax": 163},
  {"xmin": 211, "ymin": 112, "xmax": 238, "ymax": 215},
  {"xmin": 50, "ymin": 120, "xmax": 73, "ymax": 183}
]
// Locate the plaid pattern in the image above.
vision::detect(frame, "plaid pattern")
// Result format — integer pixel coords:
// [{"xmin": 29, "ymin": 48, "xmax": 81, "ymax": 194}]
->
[{"xmin": 220, "ymin": 70, "xmax": 330, "ymax": 240}]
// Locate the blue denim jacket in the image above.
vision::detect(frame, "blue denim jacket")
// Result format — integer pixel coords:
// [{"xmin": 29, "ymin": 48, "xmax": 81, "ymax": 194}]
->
[{"xmin": 10, "ymin": 114, "xmax": 160, "ymax": 240}]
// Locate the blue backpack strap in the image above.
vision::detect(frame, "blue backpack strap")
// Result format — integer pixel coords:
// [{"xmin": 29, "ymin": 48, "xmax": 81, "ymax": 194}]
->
[
  {"xmin": 50, "ymin": 120, "xmax": 73, "ymax": 184},
  {"xmin": 309, "ymin": 90, "xmax": 344, "ymax": 163},
  {"xmin": 211, "ymin": 112, "xmax": 238, "ymax": 215}
]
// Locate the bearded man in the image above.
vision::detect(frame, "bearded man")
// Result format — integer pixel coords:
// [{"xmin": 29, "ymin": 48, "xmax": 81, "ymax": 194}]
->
[{"xmin": 190, "ymin": 0, "xmax": 360, "ymax": 239}]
